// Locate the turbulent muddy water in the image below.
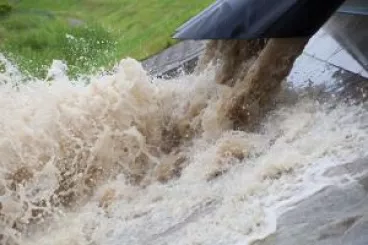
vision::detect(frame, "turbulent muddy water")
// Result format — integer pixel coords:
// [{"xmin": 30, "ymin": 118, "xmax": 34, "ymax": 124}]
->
[{"xmin": 0, "ymin": 38, "xmax": 368, "ymax": 245}]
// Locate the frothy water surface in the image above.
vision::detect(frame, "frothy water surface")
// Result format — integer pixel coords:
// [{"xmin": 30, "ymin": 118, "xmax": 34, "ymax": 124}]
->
[{"xmin": 0, "ymin": 54, "xmax": 367, "ymax": 245}]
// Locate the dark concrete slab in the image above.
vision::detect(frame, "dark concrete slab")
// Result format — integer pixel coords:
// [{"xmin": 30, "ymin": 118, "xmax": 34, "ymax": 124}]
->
[
  {"xmin": 252, "ymin": 158, "xmax": 368, "ymax": 245},
  {"xmin": 141, "ymin": 40, "xmax": 206, "ymax": 77}
]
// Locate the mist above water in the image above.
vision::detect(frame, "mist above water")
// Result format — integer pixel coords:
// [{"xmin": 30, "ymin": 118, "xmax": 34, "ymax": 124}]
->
[{"xmin": 0, "ymin": 39, "xmax": 367, "ymax": 245}]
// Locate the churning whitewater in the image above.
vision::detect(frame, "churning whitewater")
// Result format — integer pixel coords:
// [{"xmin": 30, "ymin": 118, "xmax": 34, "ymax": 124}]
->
[{"xmin": 0, "ymin": 52, "xmax": 367, "ymax": 245}]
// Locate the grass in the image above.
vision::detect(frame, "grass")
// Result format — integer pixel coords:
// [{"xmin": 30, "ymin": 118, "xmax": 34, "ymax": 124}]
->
[{"xmin": 0, "ymin": 0, "xmax": 214, "ymax": 78}]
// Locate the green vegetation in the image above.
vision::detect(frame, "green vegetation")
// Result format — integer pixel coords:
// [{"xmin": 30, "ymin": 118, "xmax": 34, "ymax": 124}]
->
[
  {"xmin": 0, "ymin": 2, "xmax": 12, "ymax": 16},
  {"xmin": 0, "ymin": 0, "xmax": 213, "ymax": 77}
]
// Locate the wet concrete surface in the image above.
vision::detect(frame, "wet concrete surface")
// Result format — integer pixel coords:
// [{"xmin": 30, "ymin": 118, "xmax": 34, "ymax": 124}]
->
[
  {"xmin": 141, "ymin": 40, "xmax": 205, "ymax": 77},
  {"xmin": 322, "ymin": 13, "xmax": 368, "ymax": 75},
  {"xmin": 287, "ymin": 51, "xmax": 368, "ymax": 104}
]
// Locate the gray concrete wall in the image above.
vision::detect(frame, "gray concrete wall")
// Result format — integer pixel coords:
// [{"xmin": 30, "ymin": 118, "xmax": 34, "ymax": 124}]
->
[{"xmin": 325, "ymin": 13, "xmax": 368, "ymax": 71}]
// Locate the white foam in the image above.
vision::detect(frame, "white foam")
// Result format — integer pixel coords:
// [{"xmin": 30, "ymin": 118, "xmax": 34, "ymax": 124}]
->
[{"xmin": 0, "ymin": 54, "xmax": 367, "ymax": 245}]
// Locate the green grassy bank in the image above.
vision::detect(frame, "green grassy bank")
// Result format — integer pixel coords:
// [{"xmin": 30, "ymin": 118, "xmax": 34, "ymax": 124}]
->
[{"xmin": 0, "ymin": 0, "xmax": 212, "ymax": 77}]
